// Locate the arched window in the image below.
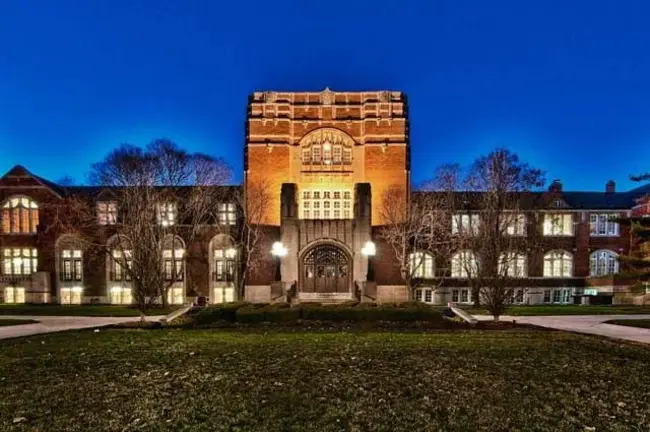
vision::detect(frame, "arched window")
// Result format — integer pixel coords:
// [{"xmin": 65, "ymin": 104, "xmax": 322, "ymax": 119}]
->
[
  {"xmin": 300, "ymin": 129, "xmax": 353, "ymax": 166},
  {"xmin": 451, "ymin": 251, "xmax": 479, "ymax": 278},
  {"xmin": 2, "ymin": 197, "xmax": 39, "ymax": 234},
  {"xmin": 163, "ymin": 235, "xmax": 185, "ymax": 305},
  {"xmin": 498, "ymin": 252, "xmax": 527, "ymax": 277},
  {"xmin": 590, "ymin": 250, "xmax": 619, "ymax": 276},
  {"xmin": 209, "ymin": 234, "xmax": 237, "ymax": 303},
  {"xmin": 543, "ymin": 250, "xmax": 573, "ymax": 277},
  {"xmin": 107, "ymin": 235, "xmax": 133, "ymax": 305},
  {"xmin": 409, "ymin": 252, "xmax": 434, "ymax": 278}
]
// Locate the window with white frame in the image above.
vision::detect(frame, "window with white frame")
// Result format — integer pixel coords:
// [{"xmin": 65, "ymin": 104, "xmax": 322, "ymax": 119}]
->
[
  {"xmin": 163, "ymin": 238, "xmax": 185, "ymax": 282},
  {"xmin": 59, "ymin": 250, "xmax": 82, "ymax": 282},
  {"xmin": 589, "ymin": 213, "xmax": 619, "ymax": 236},
  {"xmin": 3, "ymin": 286, "xmax": 25, "ymax": 304},
  {"xmin": 543, "ymin": 213, "xmax": 573, "ymax": 236},
  {"xmin": 414, "ymin": 287, "xmax": 435, "ymax": 304},
  {"xmin": 543, "ymin": 250, "xmax": 573, "ymax": 277},
  {"xmin": 544, "ymin": 288, "xmax": 572, "ymax": 304},
  {"xmin": 217, "ymin": 203, "xmax": 237, "ymax": 225},
  {"xmin": 157, "ymin": 202, "xmax": 177, "ymax": 226},
  {"xmin": 589, "ymin": 250, "xmax": 619, "ymax": 276},
  {"xmin": 301, "ymin": 189, "xmax": 353, "ymax": 220},
  {"xmin": 451, "ymin": 288, "xmax": 472, "ymax": 303},
  {"xmin": 214, "ymin": 248, "xmax": 236, "ymax": 282},
  {"xmin": 1, "ymin": 197, "xmax": 39, "ymax": 234},
  {"xmin": 498, "ymin": 253, "xmax": 527, "ymax": 277},
  {"xmin": 409, "ymin": 252, "xmax": 434, "ymax": 278},
  {"xmin": 512, "ymin": 288, "xmax": 525, "ymax": 304},
  {"xmin": 504, "ymin": 213, "xmax": 526, "ymax": 236},
  {"xmin": 302, "ymin": 141, "xmax": 352, "ymax": 166},
  {"xmin": 110, "ymin": 250, "xmax": 132, "ymax": 282},
  {"xmin": 452, "ymin": 214, "xmax": 480, "ymax": 234},
  {"xmin": 97, "ymin": 201, "xmax": 117, "ymax": 225},
  {"xmin": 451, "ymin": 251, "xmax": 479, "ymax": 278},
  {"xmin": 1, "ymin": 248, "xmax": 38, "ymax": 275}
]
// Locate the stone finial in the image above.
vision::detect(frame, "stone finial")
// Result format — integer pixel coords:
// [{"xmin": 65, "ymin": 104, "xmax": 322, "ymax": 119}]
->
[{"xmin": 321, "ymin": 87, "xmax": 334, "ymax": 105}]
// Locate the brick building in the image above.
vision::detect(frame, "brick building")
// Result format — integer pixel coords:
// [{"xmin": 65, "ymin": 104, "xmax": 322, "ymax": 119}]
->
[{"xmin": 1, "ymin": 88, "xmax": 649, "ymax": 306}]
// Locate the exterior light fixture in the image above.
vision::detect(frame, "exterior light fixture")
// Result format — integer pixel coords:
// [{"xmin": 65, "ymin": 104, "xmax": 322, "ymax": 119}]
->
[
  {"xmin": 271, "ymin": 241, "xmax": 288, "ymax": 257},
  {"xmin": 361, "ymin": 241, "xmax": 376, "ymax": 257}
]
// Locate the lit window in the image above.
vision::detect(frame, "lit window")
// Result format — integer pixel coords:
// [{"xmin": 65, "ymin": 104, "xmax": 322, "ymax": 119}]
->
[
  {"xmin": 301, "ymin": 189, "xmax": 353, "ymax": 220},
  {"xmin": 451, "ymin": 251, "xmax": 479, "ymax": 278},
  {"xmin": 110, "ymin": 250, "xmax": 132, "ymax": 282},
  {"xmin": 512, "ymin": 289, "xmax": 524, "ymax": 304},
  {"xmin": 415, "ymin": 288, "xmax": 434, "ymax": 304},
  {"xmin": 157, "ymin": 203, "xmax": 177, "ymax": 226},
  {"xmin": 312, "ymin": 146, "xmax": 321, "ymax": 162},
  {"xmin": 1, "ymin": 248, "xmax": 38, "ymax": 275},
  {"xmin": 59, "ymin": 250, "xmax": 82, "ymax": 282},
  {"xmin": 589, "ymin": 214, "xmax": 619, "ymax": 236},
  {"xmin": 217, "ymin": 203, "xmax": 237, "ymax": 225},
  {"xmin": 214, "ymin": 248, "xmax": 236, "ymax": 282},
  {"xmin": 498, "ymin": 253, "xmax": 527, "ymax": 277},
  {"xmin": 60, "ymin": 287, "xmax": 82, "ymax": 305},
  {"xmin": 163, "ymin": 237, "xmax": 185, "ymax": 282},
  {"xmin": 97, "ymin": 201, "xmax": 117, "ymax": 225},
  {"xmin": 302, "ymin": 148, "xmax": 311, "ymax": 163},
  {"xmin": 543, "ymin": 213, "xmax": 573, "ymax": 236},
  {"xmin": 452, "ymin": 214, "xmax": 480, "ymax": 234},
  {"xmin": 110, "ymin": 287, "xmax": 132, "ymax": 305},
  {"xmin": 343, "ymin": 148, "xmax": 352, "ymax": 163},
  {"xmin": 590, "ymin": 250, "xmax": 619, "ymax": 276},
  {"xmin": 1, "ymin": 197, "xmax": 39, "ymax": 234},
  {"xmin": 451, "ymin": 289, "xmax": 471, "ymax": 303},
  {"xmin": 544, "ymin": 288, "xmax": 572, "ymax": 304},
  {"xmin": 504, "ymin": 213, "xmax": 526, "ymax": 236},
  {"xmin": 3, "ymin": 286, "xmax": 25, "ymax": 304},
  {"xmin": 167, "ymin": 287, "xmax": 184, "ymax": 305},
  {"xmin": 332, "ymin": 145, "xmax": 342, "ymax": 163},
  {"xmin": 543, "ymin": 250, "xmax": 573, "ymax": 277},
  {"xmin": 409, "ymin": 252, "xmax": 434, "ymax": 278}
]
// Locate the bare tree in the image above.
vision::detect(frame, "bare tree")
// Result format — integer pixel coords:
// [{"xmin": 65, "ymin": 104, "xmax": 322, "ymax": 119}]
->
[
  {"xmin": 448, "ymin": 149, "xmax": 545, "ymax": 319},
  {"xmin": 52, "ymin": 139, "xmax": 232, "ymax": 316},
  {"xmin": 378, "ymin": 184, "xmax": 456, "ymax": 300}
]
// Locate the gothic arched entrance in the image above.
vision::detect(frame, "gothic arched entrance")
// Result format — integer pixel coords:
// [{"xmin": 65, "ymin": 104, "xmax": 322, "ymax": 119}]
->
[{"xmin": 300, "ymin": 244, "xmax": 351, "ymax": 293}]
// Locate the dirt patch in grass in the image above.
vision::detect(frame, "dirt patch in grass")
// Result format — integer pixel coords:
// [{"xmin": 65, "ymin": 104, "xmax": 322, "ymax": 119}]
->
[
  {"xmin": 0, "ymin": 319, "xmax": 38, "ymax": 327},
  {"xmin": 604, "ymin": 319, "xmax": 650, "ymax": 329},
  {"xmin": 0, "ymin": 329, "xmax": 649, "ymax": 431}
]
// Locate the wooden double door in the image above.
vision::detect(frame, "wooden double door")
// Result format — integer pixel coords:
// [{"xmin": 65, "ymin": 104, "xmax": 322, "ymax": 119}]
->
[{"xmin": 301, "ymin": 244, "xmax": 351, "ymax": 293}]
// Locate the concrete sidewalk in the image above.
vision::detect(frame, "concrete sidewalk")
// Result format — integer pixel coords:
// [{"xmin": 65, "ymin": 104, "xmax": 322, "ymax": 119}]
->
[
  {"xmin": 475, "ymin": 314, "xmax": 650, "ymax": 344},
  {"xmin": 0, "ymin": 315, "xmax": 162, "ymax": 340}
]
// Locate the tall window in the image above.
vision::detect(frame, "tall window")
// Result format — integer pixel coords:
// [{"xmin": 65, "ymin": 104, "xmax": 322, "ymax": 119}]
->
[
  {"xmin": 409, "ymin": 252, "xmax": 434, "ymax": 278},
  {"xmin": 163, "ymin": 238, "xmax": 184, "ymax": 282},
  {"xmin": 498, "ymin": 253, "xmax": 527, "ymax": 277},
  {"xmin": 589, "ymin": 214, "xmax": 619, "ymax": 236},
  {"xmin": 544, "ymin": 288, "xmax": 572, "ymax": 304},
  {"xmin": 3, "ymin": 287, "xmax": 25, "ymax": 304},
  {"xmin": 504, "ymin": 213, "xmax": 526, "ymax": 236},
  {"xmin": 217, "ymin": 203, "xmax": 237, "ymax": 225},
  {"xmin": 97, "ymin": 201, "xmax": 117, "ymax": 225},
  {"xmin": 543, "ymin": 251, "xmax": 573, "ymax": 277},
  {"xmin": 414, "ymin": 287, "xmax": 434, "ymax": 304},
  {"xmin": 303, "ymin": 143, "xmax": 353, "ymax": 165},
  {"xmin": 157, "ymin": 203, "xmax": 177, "ymax": 226},
  {"xmin": 451, "ymin": 289, "xmax": 472, "ymax": 303},
  {"xmin": 301, "ymin": 189, "xmax": 352, "ymax": 220},
  {"xmin": 214, "ymin": 248, "xmax": 236, "ymax": 282},
  {"xmin": 110, "ymin": 250, "xmax": 132, "ymax": 282},
  {"xmin": 590, "ymin": 250, "xmax": 619, "ymax": 276},
  {"xmin": 451, "ymin": 251, "xmax": 479, "ymax": 278},
  {"xmin": 2, "ymin": 197, "xmax": 39, "ymax": 234},
  {"xmin": 1, "ymin": 248, "xmax": 38, "ymax": 275},
  {"xmin": 452, "ymin": 214, "xmax": 480, "ymax": 234},
  {"xmin": 543, "ymin": 213, "xmax": 573, "ymax": 236},
  {"xmin": 59, "ymin": 250, "xmax": 82, "ymax": 282}
]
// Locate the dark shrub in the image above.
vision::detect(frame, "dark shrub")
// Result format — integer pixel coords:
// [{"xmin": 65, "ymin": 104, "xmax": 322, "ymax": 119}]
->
[
  {"xmin": 194, "ymin": 301, "xmax": 250, "ymax": 324},
  {"xmin": 235, "ymin": 306, "xmax": 266, "ymax": 323},
  {"xmin": 235, "ymin": 304, "xmax": 301, "ymax": 323}
]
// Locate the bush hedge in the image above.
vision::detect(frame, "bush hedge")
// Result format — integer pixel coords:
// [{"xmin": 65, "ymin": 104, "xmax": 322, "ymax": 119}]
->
[{"xmin": 193, "ymin": 302, "xmax": 444, "ymax": 325}]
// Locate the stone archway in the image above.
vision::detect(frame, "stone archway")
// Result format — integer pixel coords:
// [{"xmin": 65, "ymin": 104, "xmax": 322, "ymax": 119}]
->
[{"xmin": 300, "ymin": 243, "xmax": 351, "ymax": 294}]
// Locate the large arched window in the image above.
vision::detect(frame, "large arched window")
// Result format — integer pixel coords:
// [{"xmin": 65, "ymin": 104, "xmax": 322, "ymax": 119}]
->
[
  {"xmin": 300, "ymin": 128, "xmax": 353, "ymax": 166},
  {"xmin": 543, "ymin": 250, "xmax": 573, "ymax": 277},
  {"xmin": 409, "ymin": 252, "xmax": 434, "ymax": 278},
  {"xmin": 2, "ymin": 197, "xmax": 39, "ymax": 234},
  {"xmin": 451, "ymin": 251, "xmax": 479, "ymax": 278},
  {"xmin": 590, "ymin": 250, "xmax": 619, "ymax": 276}
]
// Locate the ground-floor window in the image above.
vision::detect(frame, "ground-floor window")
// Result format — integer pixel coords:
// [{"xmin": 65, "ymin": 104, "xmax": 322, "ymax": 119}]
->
[
  {"xmin": 512, "ymin": 288, "xmax": 525, "ymax": 304},
  {"xmin": 544, "ymin": 288, "xmax": 572, "ymax": 304},
  {"xmin": 213, "ymin": 286, "xmax": 236, "ymax": 304},
  {"xmin": 451, "ymin": 289, "xmax": 472, "ymax": 304},
  {"xmin": 3, "ymin": 286, "xmax": 25, "ymax": 304},
  {"xmin": 60, "ymin": 287, "xmax": 83, "ymax": 305},
  {"xmin": 167, "ymin": 286, "xmax": 184, "ymax": 305},
  {"xmin": 414, "ymin": 288, "xmax": 434, "ymax": 304},
  {"xmin": 109, "ymin": 287, "xmax": 133, "ymax": 305}
]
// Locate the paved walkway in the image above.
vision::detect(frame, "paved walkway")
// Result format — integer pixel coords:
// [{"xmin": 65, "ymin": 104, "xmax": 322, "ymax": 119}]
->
[
  {"xmin": 0, "ymin": 315, "xmax": 161, "ymax": 340},
  {"xmin": 475, "ymin": 314, "xmax": 650, "ymax": 344}
]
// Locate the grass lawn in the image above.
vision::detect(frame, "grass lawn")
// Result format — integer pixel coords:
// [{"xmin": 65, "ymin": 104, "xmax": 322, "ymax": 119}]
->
[
  {"xmin": 1, "ymin": 330, "xmax": 649, "ymax": 431},
  {"xmin": 459, "ymin": 304, "xmax": 650, "ymax": 316},
  {"xmin": 0, "ymin": 318, "xmax": 38, "ymax": 327},
  {"xmin": 605, "ymin": 319, "xmax": 650, "ymax": 329},
  {"xmin": 0, "ymin": 304, "xmax": 179, "ymax": 317}
]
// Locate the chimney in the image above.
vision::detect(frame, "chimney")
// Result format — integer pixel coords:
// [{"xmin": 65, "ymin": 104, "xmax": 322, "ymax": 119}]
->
[
  {"xmin": 548, "ymin": 179, "xmax": 563, "ymax": 193},
  {"xmin": 606, "ymin": 180, "xmax": 616, "ymax": 194}
]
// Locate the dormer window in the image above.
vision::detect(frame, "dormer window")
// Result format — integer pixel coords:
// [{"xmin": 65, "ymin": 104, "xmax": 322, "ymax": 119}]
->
[
  {"xmin": 157, "ymin": 203, "xmax": 177, "ymax": 226},
  {"xmin": 2, "ymin": 197, "xmax": 39, "ymax": 234},
  {"xmin": 97, "ymin": 201, "xmax": 117, "ymax": 225}
]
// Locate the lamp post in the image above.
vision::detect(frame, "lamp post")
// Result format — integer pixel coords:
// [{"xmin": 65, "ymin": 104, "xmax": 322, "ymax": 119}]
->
[
  {"xmin": 361, "ymin": 241, "xmax": 376, "ymax": 281},
  {"xmin": 270, "ymin": 241, "xmax": 288, "ymax": 281}
]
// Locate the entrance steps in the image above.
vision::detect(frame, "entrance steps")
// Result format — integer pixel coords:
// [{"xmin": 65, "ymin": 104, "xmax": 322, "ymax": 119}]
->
[{"xmin": 294, "ymin": 292, "xmax": 356, "ymax": 304}]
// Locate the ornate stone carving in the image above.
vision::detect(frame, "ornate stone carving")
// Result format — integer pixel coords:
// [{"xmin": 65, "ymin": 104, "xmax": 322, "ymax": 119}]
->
[
  {"xmin": 265, "ymin": 91, "xmax": 276, "ymax": 103},
  {"xmin": 321, "ymin": 87, "xmax": 334, "ymax": 105},
  {"xmin": 300, "ymin": 127, "xmax": 354, "ymax": 148}
]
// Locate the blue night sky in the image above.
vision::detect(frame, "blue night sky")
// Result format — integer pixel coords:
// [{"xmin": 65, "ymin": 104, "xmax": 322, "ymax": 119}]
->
[{"xmin": 1, "ymin": 0, "xmax": 649, "ymax": 190}]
